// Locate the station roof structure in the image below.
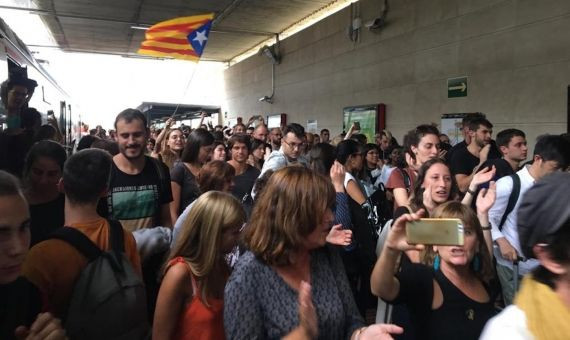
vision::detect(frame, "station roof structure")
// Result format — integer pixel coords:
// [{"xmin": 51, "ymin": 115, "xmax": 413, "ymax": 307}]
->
[
  {"xmin": 24, "ymin": 0, "xmax": 348, "ymax": 63},
  {"xmin": 137, "ymin": 101, "xmax": 220, "ymax": 124}
]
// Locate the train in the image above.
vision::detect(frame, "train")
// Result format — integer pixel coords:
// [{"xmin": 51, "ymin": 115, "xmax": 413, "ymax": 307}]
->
[{"xmin": 0, "ymin": 17, "xmax": 80, "ymax": 148}]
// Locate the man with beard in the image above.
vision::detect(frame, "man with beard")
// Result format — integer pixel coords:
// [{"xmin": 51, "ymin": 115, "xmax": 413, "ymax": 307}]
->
[
  {"xmin": 269, "ymin": 127, "xmax": 282, "ymax": 151},
  {"xmin": 449, "ymin": 117, "xmax": 498, "ymax": 192},
  {"xmin": 227, "ymin": 134, "xmax": 260, "ymax": 204},
  {"xmin": 97, "ymin": 109, "xmax": 173, "ymax": 321},
  {"xmin": 100, "ymin": 109, "xmax": 172, "ymax": 231}
]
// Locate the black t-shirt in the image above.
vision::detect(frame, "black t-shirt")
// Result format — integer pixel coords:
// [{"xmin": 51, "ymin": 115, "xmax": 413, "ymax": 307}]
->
[
  {"xmin": 445, "ymin": 141, "xmax": 466, "ymax": 165},
  {"xmin": 445, "ymin": 140, "xmax": 500, "ymax": 166},
  {"xmin": 390, "ymin": 263, "xmax": 496, "ymax": 340},
  {"xmin": 170, "ymin": 161, "xmax": 200, "ymax": 215},
  {"xmin": 29, "ymin": 194, "xmax": 65, "ymax": 246},
  {"xmin": 478, "ymin": 158, "xmax": 515, "ymax": 183},
  {"xmin": 100, "ymin": 156, "xmax": 173, "ymax": 231},
  {"xmin": 0, "ymin": 277, "xmax": 43, "ymax": 340},
  {"xmin": 231, "ymin": 165, "xmax": 260, "ymax": 202},
  {"xmin": 449, "ymin": 145, "xmax": 480, "ymax": 176}
]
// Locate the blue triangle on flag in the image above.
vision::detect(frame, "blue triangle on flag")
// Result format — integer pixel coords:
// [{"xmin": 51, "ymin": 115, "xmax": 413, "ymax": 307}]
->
[{"xmin": 187, "ymin": 21, "xmax": 212, "ymax": 57}]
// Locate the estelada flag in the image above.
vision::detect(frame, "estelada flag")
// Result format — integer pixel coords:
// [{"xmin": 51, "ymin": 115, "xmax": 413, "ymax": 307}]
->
[{"xmin": 138, "ymin": 13, "xmax": 214, "ymax": 61}]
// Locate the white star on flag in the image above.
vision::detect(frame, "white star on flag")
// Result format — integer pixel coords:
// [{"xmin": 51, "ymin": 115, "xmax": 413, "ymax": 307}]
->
[{"xmin": 193, "ymin": 30, "xmax": 208, "ymax": 46}]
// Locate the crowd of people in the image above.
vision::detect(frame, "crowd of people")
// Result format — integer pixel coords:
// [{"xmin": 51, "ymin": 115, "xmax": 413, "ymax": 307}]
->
[{"xmin": 1, "ymin": 73, "xmax": 570, "ymax": 340}]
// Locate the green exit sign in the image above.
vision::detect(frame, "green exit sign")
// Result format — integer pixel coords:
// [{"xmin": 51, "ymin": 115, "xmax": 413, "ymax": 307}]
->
[{"xmin": 448, "ymin": 77, "xmax": 467, "ymax": 98}]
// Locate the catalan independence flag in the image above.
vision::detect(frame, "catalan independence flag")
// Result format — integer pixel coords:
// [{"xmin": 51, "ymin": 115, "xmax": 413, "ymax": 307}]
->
[{"xmin": 138, "ymin": 14, "xmax": 214, "ymax": 61}]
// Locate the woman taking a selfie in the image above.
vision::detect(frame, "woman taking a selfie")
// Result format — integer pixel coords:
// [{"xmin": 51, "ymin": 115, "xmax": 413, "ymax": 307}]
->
[{"xmin": 371, "ymin": 200, "xmax": 496, "ymax": 340}]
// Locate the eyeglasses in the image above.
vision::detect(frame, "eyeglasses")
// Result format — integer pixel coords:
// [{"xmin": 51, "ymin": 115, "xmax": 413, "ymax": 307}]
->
[{"xmin": 282, "ymin": 139, "xmax": 304, "ymax": 150}]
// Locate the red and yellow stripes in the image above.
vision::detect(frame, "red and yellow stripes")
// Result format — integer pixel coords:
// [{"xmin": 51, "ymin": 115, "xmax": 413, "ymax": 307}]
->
[{"xmin": 138, "ymin": 13, "xmax": 214, "ymax": 61}]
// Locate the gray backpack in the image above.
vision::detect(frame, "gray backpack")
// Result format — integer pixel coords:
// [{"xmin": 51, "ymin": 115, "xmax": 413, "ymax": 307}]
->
[{"xmin": 51, "ymin": 220, "xmax": 150, "ymax": 339}]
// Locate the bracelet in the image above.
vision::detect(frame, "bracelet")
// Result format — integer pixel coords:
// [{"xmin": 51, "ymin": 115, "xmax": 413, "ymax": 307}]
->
[
  {"xmin": 481, "ymin": 225, "xmax": 491, "ymax": 231},
  {"xmin": 355, "ymin": 326, "xmax": 367, "ymax": 340},
  {"xmin": 466, "ymin": 188, "xmax": 477, "ymax": 196}
]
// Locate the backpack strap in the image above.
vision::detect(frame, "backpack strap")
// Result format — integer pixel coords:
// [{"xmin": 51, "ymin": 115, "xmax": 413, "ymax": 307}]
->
[
  {"xmin": 107, "ymin": 219, "xmax": 125, "ymax": 253},
  {"xmin": 148, "ymin": 156, "xmax": 167, "ymax": 190},
  {"xmin": 51, "ymin": 227, "xmax": 102, "ymax": 262},
  {"xmin": 399, "ymin": 168, "xmax": 411, "ymax": 193},
  {"xmin": 148, "ymin": 156, "xmax": 168, "ymax": 226},
  {"xmin": 498, "ymin": 174, "xmax": 521, "ymax": 231}
]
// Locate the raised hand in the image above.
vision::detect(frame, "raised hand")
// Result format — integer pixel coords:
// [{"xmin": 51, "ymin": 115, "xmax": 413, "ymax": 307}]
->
[
  {"xmin": 479, "ymin": 144, "xmax": 491, "ymax": 163},
  {"xmin": 471, "ymin": 165, "xmax": 496, "ymax": 188},
  {"xmin": 422, "ymin": 184, "xmax": 436, "ymax": 214},
  {"xmin": 330, "ymin": 160, "xmax": 346, "ymax": 192},
  {"xmin": 476, "ymin": 181, "xmax": 496, "ymax": 215},
  {"xmin": 326, "ymin": 224, "xmax": 352, "ymax": 246},
  {"xmin": 385, "ymin": 209, "xmax": 425, "ymax": 252}
]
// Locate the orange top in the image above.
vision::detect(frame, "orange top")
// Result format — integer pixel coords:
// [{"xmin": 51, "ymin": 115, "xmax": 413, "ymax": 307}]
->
[
  {"xmin": 168, "ymin": 257, "xmax": 225, "ymax": 340},
  {"xmin": 22, "ymin": 218, "xmax": 142, "ymax": 318}
]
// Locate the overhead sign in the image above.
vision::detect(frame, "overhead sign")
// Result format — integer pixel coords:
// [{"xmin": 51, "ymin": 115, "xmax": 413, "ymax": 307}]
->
[
  {"xmin": 448, "ymin": 77, "xmax": 467, "ymax": 98},
  {"xmin": 307, "ymin": 119, "xmax": 317, "ymax": 133}
]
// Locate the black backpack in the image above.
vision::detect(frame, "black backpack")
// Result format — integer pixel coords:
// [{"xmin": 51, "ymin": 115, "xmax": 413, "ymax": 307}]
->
[
  {"xmin": 368, "ymin": 183, "xmax": 394, "ymax": 229},
  {"xmin": 51, "ymin": 220, "xmax": 150, "ymax": 340}
]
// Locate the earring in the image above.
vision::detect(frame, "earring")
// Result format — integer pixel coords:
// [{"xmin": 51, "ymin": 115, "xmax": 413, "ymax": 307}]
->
[
  {"xmin": 472, "ymin": 253, "xmax": 481, "ymax": 272},
  {"xmin": 433, "ymin": 254, "xmax": 440, "ymax": 271}
]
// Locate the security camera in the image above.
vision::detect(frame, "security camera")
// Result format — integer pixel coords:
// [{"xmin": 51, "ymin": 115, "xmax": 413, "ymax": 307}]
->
[
  {"xmin": 259, "ymin": 96, "xmax": 273, "ymax": 104},
  {"xmin": 365, "ymin": 17, "xmax": 385, "ymax": 30}
]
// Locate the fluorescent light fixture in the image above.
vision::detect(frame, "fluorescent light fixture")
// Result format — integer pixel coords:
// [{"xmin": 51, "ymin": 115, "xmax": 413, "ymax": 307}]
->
[{"xmin": 130, "ymin": 25, "xmax": 150, "ymax": 30}]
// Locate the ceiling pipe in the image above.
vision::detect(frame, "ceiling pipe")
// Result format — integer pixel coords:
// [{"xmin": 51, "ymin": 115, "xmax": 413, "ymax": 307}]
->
[{"xmin": 258, "ymin": 34, "xmax": 280, "ymax": 104}]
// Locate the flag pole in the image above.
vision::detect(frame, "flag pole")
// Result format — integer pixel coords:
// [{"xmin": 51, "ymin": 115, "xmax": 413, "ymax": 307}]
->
[{"xmin": 171, "ymin": 61, "xmax": 199, "ymax": 118}]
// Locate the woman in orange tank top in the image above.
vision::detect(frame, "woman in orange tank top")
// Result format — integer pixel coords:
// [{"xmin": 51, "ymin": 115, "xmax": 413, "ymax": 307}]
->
[{"xmin": 152, "ymin": 191, "xmax": 246, "ymax": 340}]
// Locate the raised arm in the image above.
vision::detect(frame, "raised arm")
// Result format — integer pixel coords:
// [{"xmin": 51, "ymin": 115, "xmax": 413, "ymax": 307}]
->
[
  {"xmin": 152, "ymin": 118, "xmax": 174, "ymax": 158},
  {"xmin": 370, "ymin": 210, "xmax": 425, "ymax": 301},
  {"xmin": 461, "ymin": 165, "xmax": 495, "ymax": 206},
  {"xmin": 476, "ymin": 181, "xmax": 496, "ymax": 258},
  {"xmin": 344, "ymin": 123, "xmax": 356, "ymax": 140}
]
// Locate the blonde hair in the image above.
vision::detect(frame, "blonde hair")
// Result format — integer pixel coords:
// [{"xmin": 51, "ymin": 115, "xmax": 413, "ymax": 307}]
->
[
  {"xmin": 167, "ymin": 191, "xmax": 245, "ymax": 306},
  {"xmin": 160, "ymin": 128, "xmax": 182, "ymax": 169},
  {"xmin": 422, "ymin": 201, "xmax": 494, "ymax": 283}
]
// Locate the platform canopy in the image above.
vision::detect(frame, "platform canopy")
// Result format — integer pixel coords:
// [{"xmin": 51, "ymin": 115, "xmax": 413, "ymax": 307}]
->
[{"xmin": 27, "ymin": 0, "xmax": 344, "ymax": 63}]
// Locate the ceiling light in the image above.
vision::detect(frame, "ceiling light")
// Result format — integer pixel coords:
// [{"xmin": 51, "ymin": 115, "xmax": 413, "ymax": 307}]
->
[{"xmin": 130, "ymin": 25, "xmax": 150, "ymax": 30}]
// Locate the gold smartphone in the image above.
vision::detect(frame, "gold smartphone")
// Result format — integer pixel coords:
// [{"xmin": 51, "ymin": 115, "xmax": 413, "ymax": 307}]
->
[{"xmin": 406, "ymin": 218, "xmax": 464, "ymax": 246}]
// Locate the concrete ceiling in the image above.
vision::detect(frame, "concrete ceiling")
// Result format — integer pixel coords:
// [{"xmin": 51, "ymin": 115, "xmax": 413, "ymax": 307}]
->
[{"xmin": 31, "ymin": 0, "xmax": 336, "ymax": 62}]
